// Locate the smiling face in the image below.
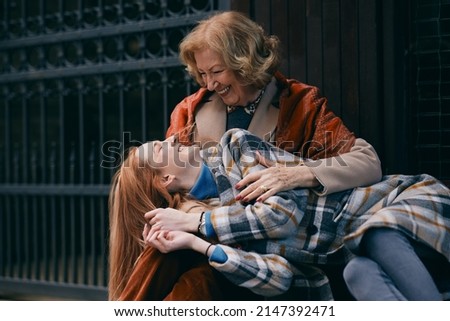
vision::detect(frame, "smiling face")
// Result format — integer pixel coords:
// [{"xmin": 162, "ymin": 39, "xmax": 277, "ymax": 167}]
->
[
  {"xmin": 194, "ymin": 48, "xmax": 258, "ymax": 107},
  {"xmin": 135, "ymin": 136, "xmax": 202, "ymax": 192}
]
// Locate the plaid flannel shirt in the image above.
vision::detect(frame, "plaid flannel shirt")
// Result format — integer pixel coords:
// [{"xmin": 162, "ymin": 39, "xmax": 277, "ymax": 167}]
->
[{"xmin": 202, "ymin": 129, "xmax": 450, "ymax": 300}]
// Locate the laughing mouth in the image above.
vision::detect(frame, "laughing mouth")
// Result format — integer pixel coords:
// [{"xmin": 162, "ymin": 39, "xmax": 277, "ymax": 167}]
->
[{"xmin": 217, "ymin": 86, "xmax": 230, "ymax": 95}]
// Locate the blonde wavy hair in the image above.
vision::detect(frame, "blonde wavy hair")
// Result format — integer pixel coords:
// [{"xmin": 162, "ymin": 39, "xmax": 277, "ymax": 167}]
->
[
  {"xmin": 108, "ymin": 146, "xmax": 204, "ymax": 300},
  {"xmin": 179, "ymin": 11, "xmax": 281, "ymax": 88}
]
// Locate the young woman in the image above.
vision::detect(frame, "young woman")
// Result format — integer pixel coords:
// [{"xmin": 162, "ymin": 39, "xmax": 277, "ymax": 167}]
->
[{"xmin": 109, "ymin": 128, "xmax": 450, "ymax": 301}]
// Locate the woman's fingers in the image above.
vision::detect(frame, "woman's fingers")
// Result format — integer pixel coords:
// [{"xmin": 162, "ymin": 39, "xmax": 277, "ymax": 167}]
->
[
  {"xmin": 236, "ymin": 172, "xmax": 281, "ymax": 202},
  {"xmin": 240, "ymin": 186, "xmax": 276, "ymax": 203},
  {"xmin": 145, "ymin": 228, "xmax": 169, "ymax": 251},
  {"xmin": 144, "ymin": 208, "xmax": 158, "ymax": 224},
  {"xmin": 255, "ymin": 151, "xmax": 277, "ymax": 168},
  {"xmin": 236, "ymin": 152, "xmax": 284, "ymax": 190},
  {"xmin": 236, "ymin": 166, "xmax": 304, "ymax": 202},
  {"xmin": 146, "ymin": 227, "xmax": 159, "ymax": 243},
  {"xmin": 235, "ymin": 172, "xmax": 262, "ymax": 191},
  {"xmin": 142, "ymin": 223, "xmax": 150, "ymax": 240}
]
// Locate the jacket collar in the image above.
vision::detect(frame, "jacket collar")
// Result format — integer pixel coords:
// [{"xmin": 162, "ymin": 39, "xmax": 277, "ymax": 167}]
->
[{"xmin": 193, "ymin": 77, "xmax": 279, "ymax": 147}]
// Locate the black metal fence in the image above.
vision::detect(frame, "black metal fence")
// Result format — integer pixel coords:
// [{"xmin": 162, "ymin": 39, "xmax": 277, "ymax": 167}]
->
[{"xmin": 0, "ymin": 0, "xmax": 229, "ymax": 300}]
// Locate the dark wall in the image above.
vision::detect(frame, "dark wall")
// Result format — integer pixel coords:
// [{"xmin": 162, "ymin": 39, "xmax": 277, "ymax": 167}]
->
[
  {"xmin": 231, "ymin": 0, "xmax": 439, "ymax": 180},
  {"xmin": 410, "ymin": 0, "xmax": 450, "ymax": 183}
]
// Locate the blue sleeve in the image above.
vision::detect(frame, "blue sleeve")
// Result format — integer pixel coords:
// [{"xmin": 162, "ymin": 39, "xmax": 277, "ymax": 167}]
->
[
  {"xmin": 204, "ymin": 211, "xmax": 217, "ymax": 238},
  {"xmin": 209, "ymin": 246, "xmax": 227, "ymax": 263}
]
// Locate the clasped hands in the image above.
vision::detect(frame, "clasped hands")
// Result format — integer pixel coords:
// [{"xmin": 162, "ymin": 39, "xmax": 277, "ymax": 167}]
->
[{"xmin": 142, "ymin": 207, "xmax": 197, "ymax": 253}]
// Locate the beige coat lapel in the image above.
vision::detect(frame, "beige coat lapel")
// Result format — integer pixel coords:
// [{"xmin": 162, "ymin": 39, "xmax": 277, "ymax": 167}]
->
[
  {"xmin": 248, "ymin": 78, "xmax": 279, "ymax": 140},
  {"xmin": 194, "ymin": 77, "xmax": 279, "ymax": 146}
]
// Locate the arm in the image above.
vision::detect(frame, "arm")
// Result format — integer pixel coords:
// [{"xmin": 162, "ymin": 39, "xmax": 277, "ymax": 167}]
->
[
  {"xmin": 236, "ymin": 77, "xmax": 382, "ymax": 201},
  {"xmin": 235, "ymin": 138, "xmax": 381, "ymax": 201},
  {"xmin": 206, "ymin": 189, "xmax": 307, "ymax": 244},
  {"xmin": 305, "ymin": 138, "xmax": 382, "ymax": 195},
  {"xmin": 203, "ymin": 129, "xmax": 308, "ymax": 244},
  {"xmin": 145, "ymin": 188, "xmax": 306, "ymax": 246},
  {"xmin": 209, "ymin": 245, "xmax": 295, "ymax": 297},
  {"xmin": 144, "ymin": 227, "xmax": 295, "ymax": 297}
]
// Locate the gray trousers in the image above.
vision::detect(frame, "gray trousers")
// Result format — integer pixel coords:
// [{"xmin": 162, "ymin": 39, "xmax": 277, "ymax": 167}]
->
[{"xmin": 343, "ymin": 228, "xmax": 450, "ymax": 300}]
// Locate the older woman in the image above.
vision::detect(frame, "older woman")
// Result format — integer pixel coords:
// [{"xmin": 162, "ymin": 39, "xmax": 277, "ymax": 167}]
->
[
  {"xmin": 109, "ymin": 11, "xmax": 383, "ymax": 301},
  {"xmin": 170, "ymin": 11, "xmax": 381, "ymax": 199}
]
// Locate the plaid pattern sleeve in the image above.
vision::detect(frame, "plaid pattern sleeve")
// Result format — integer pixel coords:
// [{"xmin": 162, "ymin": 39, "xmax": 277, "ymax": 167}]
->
[
  {"xmin": 209, "ymin": 245, "xmax": 333, "ymax": 299},
  {"xmin": 342, "ymin": 174, "xmax": 450, "ymax": 260},
  {"xmin": 209, "ymin": 193, "xmax": 308, "ymax": 244},
  {"xmin": 203, "ymin": 128, "xmax": 311, "ymax": 245},
  {"xmin": 209, "ymin": 245, "xmax": 295, "ymax": 297}
]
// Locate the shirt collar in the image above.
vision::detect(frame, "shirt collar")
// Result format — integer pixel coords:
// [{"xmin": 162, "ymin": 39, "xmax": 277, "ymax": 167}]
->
[{"xmin": 189, "ymin": 162, "xmax": 219, "ymax": 200}]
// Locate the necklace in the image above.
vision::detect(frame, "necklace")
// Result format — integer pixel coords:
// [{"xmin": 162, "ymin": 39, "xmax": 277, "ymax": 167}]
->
[{"xmin": 227, "ymin": 88, "xmax": 265, "ymax": 115}]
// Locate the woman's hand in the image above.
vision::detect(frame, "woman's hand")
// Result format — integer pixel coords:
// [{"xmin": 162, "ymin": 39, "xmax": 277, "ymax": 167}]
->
[
  {"xmin": 144, "ymin": 208, "xmax": 200, "ymax": 233},
  {"xmin": 235, "ymin": 152, "xmax": 320, "ymax": 202},
  {"xmin": 143, "ymin": 224, "xmax": 214, "ymax": 256},
  {"xmin": 143, "ymin": 225, "xmax": 196, "ymax": 253}
]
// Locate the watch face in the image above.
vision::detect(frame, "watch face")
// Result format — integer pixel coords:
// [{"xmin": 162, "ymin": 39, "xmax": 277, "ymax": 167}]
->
[{"xmin": 200, "ymin": 221, "xmax": 206, "ymax": 235}]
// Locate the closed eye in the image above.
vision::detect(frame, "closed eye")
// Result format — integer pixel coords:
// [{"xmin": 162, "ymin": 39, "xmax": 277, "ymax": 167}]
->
[
  {"xmin": 152, "ymin": 141, "xmax": 162, "ymax": 156},
  {"xmin": 170, "ymin": 135, "xmax": 183, "ymax": 151}
]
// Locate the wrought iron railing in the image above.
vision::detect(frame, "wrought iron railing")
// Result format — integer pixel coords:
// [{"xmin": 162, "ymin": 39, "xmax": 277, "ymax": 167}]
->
[{"xmin": 0, "ymin": 0, "xmax": 229, "ymax": 300}]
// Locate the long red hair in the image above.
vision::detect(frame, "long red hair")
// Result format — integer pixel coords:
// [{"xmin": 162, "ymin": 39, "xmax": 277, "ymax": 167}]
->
[{"xmin": 107, "ymin": 146, "xmax": 185, "ymax": 300}]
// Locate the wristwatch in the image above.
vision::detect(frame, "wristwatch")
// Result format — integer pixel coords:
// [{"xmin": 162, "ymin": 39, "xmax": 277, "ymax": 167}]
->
[
  {"xmin": 199, "ymin": 215, "xmax": 207, "ymax": 236},
  {"xmin": 198, "ymin": 212, "xmax": 207, "ymax": 236}
]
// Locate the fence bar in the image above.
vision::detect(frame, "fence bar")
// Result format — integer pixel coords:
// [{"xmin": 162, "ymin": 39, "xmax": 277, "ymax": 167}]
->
[{"xmin": 0, "ymin": 0, "xmax": 223, "ymax": 300}]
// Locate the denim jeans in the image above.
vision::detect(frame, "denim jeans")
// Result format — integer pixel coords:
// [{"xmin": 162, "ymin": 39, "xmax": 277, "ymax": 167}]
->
[{"xmin": 343, "ymin": 228, "xmax": 448, "ymax": 300}]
